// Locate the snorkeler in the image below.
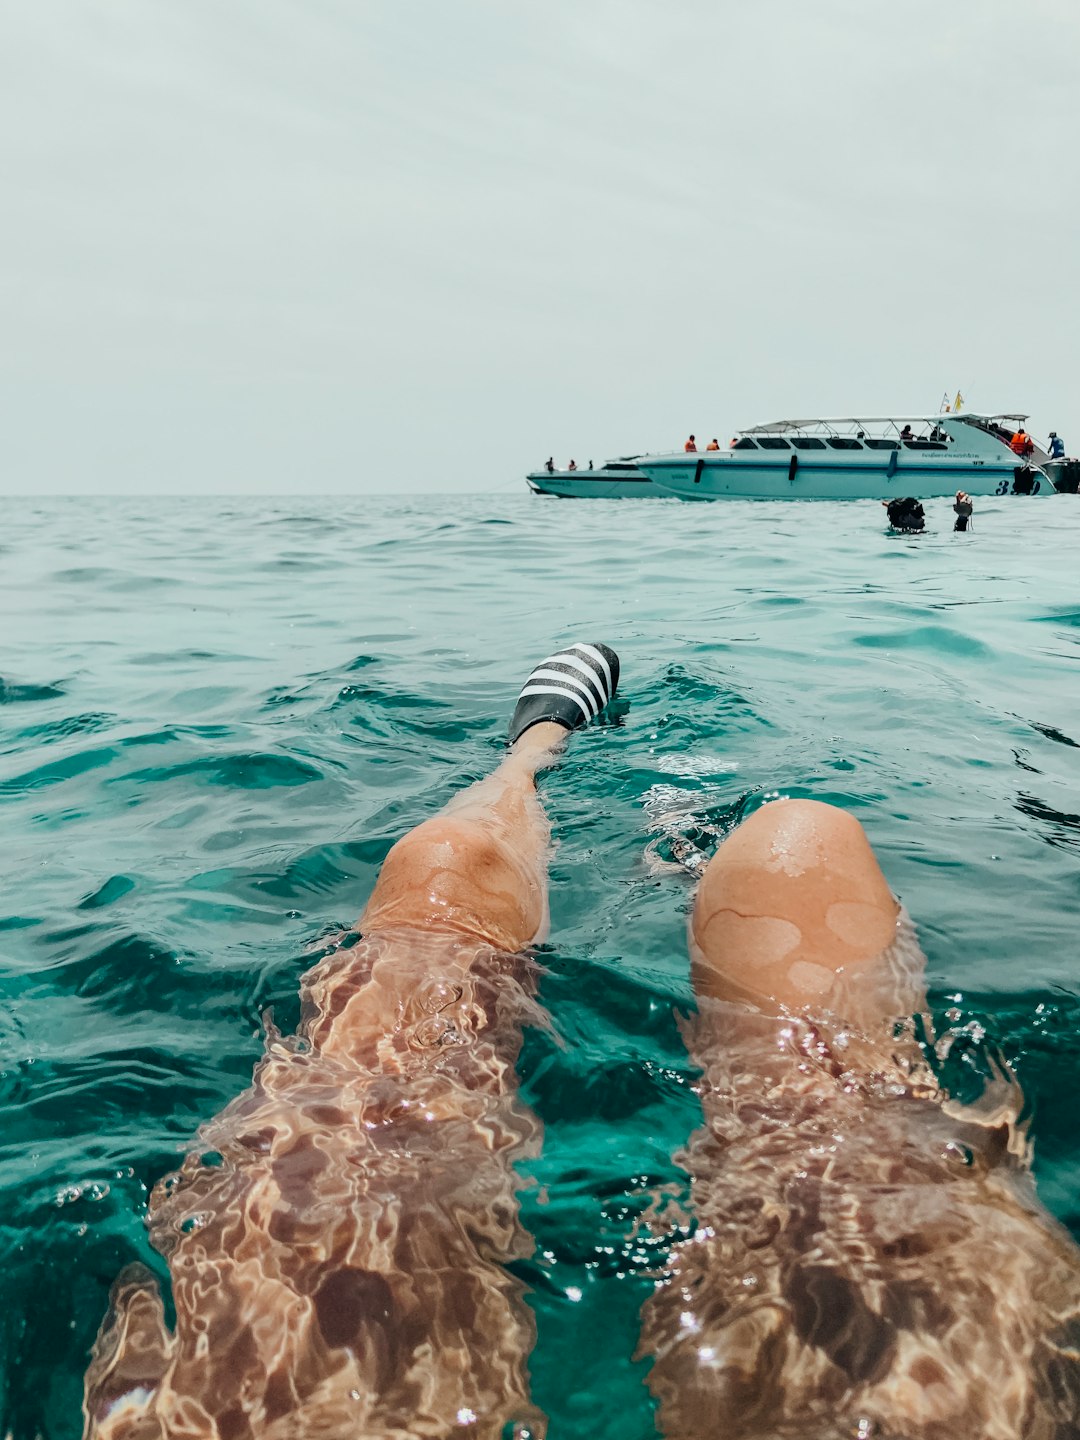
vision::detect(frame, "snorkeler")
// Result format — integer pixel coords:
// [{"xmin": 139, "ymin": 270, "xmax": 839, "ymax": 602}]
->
[
  {"xmin": 883, "ymin": 496, "xmax": 926, "ymax": 532},
  {"xmin": 84, "ymin": 645, "xmax": 1080, "ymax": 1439}
]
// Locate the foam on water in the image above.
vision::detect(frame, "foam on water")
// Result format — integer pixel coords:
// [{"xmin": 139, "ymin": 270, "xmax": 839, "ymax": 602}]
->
[{"xmin": 2, "ymin": 493, "xmax": 1080, "ymax": 1437}]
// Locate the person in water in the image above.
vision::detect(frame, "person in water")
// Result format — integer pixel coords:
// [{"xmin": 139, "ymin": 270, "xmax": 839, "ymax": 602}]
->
[
  {"xmin": 883, "ymin": 496, "xmax": 925, "ymax": 532},
  {"xmin": 953, "ymin": 490, "xmax": 974, "ymax": 532},
  {"xmin": 84, "ymin": 646, "xmax": 1080, "ymax": 1439}
]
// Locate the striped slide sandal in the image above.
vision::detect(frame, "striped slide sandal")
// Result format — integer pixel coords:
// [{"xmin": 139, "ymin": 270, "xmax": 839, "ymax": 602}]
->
[{"xmin": 508, "ymin": 642, "xmax": 620, "ymax": 745}]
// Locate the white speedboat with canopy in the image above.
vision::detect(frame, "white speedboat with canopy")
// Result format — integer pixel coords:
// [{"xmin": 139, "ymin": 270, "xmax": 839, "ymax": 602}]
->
[{"xmin": 634, "ymin": 414, "xmax": 1051, "ymax": 501}]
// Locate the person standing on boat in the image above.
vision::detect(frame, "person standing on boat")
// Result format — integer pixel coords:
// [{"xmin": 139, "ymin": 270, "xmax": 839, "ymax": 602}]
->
[
  {"xmin": 1049, "ymin": 431, "xmax": 1066, "ymax": 459},
  {"xmin": 684, "ymin": 435, "xmax": 697, "ymax": 453},
  {"xmin": 1010, "ymin": 427, "xmax": 1032, "ymax": 457},
  {"xmin": 544, "ymin": 457, "xmax": 554, "ymax": 474},
  {"xmin": 567, "ymin": 458, "xmax": 577, "ymax": 471},
  {"xmin": 705, "ymin": 438, "xmax": 720, "ymax": 451}
]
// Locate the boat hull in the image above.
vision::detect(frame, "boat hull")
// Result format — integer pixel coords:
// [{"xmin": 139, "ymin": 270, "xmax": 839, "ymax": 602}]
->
[
  {"xmin": 636, "ymin": 455, "xmax": 1051, "ymax": 501},
  {"xmin": 526, "ymin": 468, "xmax": 661, "ymax": 498}
]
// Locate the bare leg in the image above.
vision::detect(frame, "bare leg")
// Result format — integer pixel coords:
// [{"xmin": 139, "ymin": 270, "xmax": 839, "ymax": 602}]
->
[
  {"xmin": 83, "ymin": 697, "xmax": 602, "ymax": 1439},
  {"xmin": 641, "ymin": 800, "xmax": 1080, "ymax": 1439},
  {"xmin": 688, "ymin": 798, "xmax": 913, "ymax": 1022}
]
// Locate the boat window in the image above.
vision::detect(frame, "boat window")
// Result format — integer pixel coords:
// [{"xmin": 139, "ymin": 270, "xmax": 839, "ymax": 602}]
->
[
  {"xmin": 826, "ymin": 437, "xmax": 864, "ymax": 450},
  {"xmin": 605, "ymin": 463, "xmax": 637, "ymax": 471},
  {"xmin": 903, "ymin": 439, "xmax": 948, "ymax": 451},
  {"xmin": 732, "ymin": 437, "xmax": 758, "ymax": 449},
  {"xmin": 864, "ymin": 438, "xmax": 899, "ymax": 450},
  {"xmin": 756, "ymin": 437, "xmax": 791, "ymax": 450},
  {"xmin": 791, "ymin": 437, "xmax": 826, "ymax": 450}
]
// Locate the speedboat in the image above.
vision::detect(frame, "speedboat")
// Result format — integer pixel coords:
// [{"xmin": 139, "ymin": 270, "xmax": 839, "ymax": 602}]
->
[
  {"xmin": 634, "ymin": 414, "xmax": 1051, "ymax": 501},
  {"xmin": 526, "ymin": 458, "xmax": 661, "ymax": 498}
]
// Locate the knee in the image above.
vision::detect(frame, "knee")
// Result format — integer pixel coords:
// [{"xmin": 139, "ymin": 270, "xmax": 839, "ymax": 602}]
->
[
  {"xmin": 361, "ymin": 817, "xmax": 547, "ymax": 952},
  {"xmin": 691, "ymin": 799, "xmax": 899, "ymax": 1008}
]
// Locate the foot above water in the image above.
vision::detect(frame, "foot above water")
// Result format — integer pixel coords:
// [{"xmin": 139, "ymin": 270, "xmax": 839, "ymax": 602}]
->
[{"xmin": 508, "ymin": 642, "xmax": 620, "ymax": 745}]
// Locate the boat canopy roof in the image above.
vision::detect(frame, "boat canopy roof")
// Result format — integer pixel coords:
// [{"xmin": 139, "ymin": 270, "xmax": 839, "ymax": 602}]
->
[{"xmin": 745, "ymin": 413, "xmax": 1028, "ymax": 434}]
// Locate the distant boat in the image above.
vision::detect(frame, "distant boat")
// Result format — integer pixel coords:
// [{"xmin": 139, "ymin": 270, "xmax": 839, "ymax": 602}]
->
[
  {"xmin": 634, "ymin": 414, "xmax": 1052, "ymax": 501},
  {"xmin": 526, "ymin": 459, "xmax": 662, "ymax": 499}
]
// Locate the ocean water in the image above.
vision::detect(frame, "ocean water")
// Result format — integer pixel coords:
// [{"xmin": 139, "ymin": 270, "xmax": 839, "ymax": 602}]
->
[{"xmin": 2, "ymin": 491, "xmax": 1079, "ymax": 1438}]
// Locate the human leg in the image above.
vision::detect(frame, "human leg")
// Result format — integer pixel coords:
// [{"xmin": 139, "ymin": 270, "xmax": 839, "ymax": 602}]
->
[
  {"xmin": 641, "ymin": 800, "xmax": 1080, "ymax": 1439},
  {"xmin": 83, "ymin": 648, "xmax": 619, "ymax": 1440},
  {"xmin": 688, "ymin": 798, "xmax": 920, "ymax": 1026}
]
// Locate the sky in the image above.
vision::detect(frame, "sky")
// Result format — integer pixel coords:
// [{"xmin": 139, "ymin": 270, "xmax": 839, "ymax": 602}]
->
[{"xmin": 2, "ymin": 0, "xmax": 1077, "ymax": 494}]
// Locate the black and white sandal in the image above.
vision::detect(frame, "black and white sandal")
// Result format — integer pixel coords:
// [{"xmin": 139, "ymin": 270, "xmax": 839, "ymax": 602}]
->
[{"xmin": 508, "ymin": 642, "xmax": 620, "ymax": 745}]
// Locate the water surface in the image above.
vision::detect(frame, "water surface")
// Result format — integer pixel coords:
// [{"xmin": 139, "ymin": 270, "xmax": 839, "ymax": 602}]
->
[{"xmin": 2, "ymin": 492, "xmax": 1079, "ymax": 1437}]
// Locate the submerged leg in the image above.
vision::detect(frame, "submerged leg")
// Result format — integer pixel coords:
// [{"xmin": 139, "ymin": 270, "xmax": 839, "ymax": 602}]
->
[
  {"xmin": 641, "ymin": 799, "xmax": 1080, "ymax": 1440},
  {"xmin": 84, "ymin": 646, "xmax": 619, "ymax": 1440}
]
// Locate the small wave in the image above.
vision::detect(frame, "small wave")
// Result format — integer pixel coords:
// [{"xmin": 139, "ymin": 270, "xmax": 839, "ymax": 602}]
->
[
  {"xmin": 852, "ymin": 624, "xmax": 992, "ymax": 658},
  {"xmin": 118, "ymin": 751, "xmax": 327, "ymax": 791},
  {"xmin": 78, "ymin": 876, "xmax": 138, "ymax": 911},
  {"xmin": 14, "ymin": 712, "xmax": 116, "ymax": 746},
  {"xmin": 0, "ymin": 678, "xmax": 65, "ymax": 704},
  {"xmin": 0, "ymin": 743, "xmax": 119, "ymax": 796},
  {"xmin": 1014, "ymin": 791, "xmax": 1080, "ymax": 853},
  {"xmin": 1027, "ymin": 719, "xmax": 1080, "ymax": 749},
  {"xmin": 127, "ymin": 649, "xmax": 246, "ymax": 667},
  {"xmin": 29, "ymin": 925, "xmax": 187, "ymax": 1008}
]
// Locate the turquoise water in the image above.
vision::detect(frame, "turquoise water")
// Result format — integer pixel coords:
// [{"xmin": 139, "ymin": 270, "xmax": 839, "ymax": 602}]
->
[{"xmin": 3, "ymin": 492, "xmax": 1080, "ymax": 1437}]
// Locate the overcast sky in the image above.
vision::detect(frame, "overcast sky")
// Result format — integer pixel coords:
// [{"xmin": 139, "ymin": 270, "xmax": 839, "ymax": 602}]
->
[{"xmin": 2, "ymin": 0, "xmax": 1077, "ymax": 494}]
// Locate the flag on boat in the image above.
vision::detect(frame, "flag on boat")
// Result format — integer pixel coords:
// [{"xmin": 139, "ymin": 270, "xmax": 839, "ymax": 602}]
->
[
  {"xmin": 939, "ymin": 391, "xmax": 950, "ymax": 413},
  {"xmin": 953, "ymin": 391, "xmax": 964, "ymax": 412}
]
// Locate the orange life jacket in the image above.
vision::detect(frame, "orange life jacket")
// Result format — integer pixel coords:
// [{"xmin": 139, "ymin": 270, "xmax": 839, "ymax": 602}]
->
[{"xmin": 1010, "ymin": 431, "xmax": 1027, "ymax": 455}]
